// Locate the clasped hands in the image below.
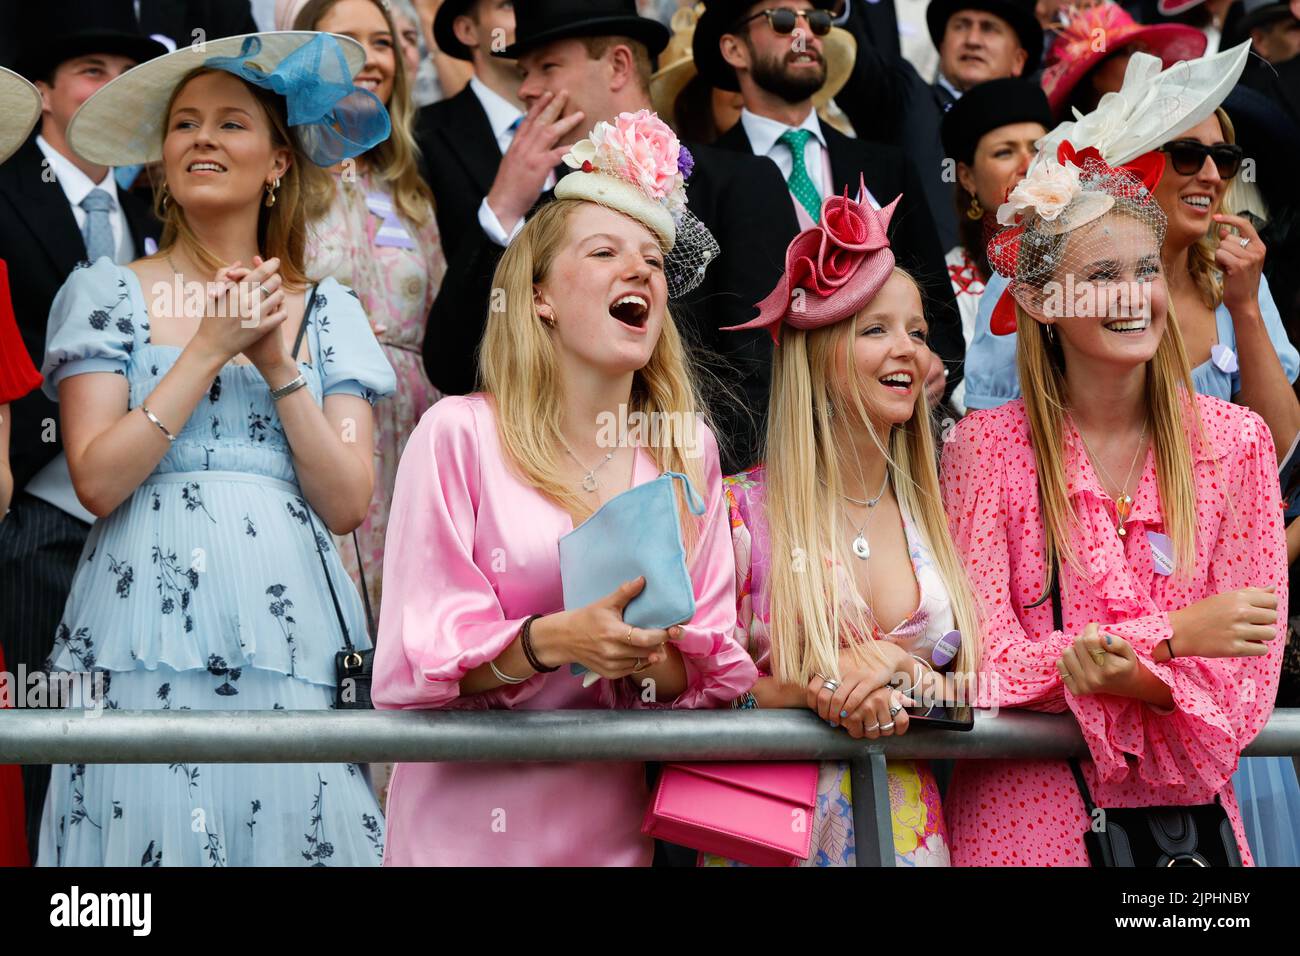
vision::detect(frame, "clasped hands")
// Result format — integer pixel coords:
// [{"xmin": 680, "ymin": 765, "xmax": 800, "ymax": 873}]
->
[{"xmin": 806, "ymin": 642, "xmax": 919, "ymax": 740}]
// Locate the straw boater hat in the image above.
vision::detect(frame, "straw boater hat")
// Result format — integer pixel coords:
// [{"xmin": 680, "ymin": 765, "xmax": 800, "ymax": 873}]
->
[
  {"xmin": 0, "ymin": 68, "xmax": 42, "ymax": 165},
  {"xmin": 652, "ymin": 3, "xmax": 857, "ymax": 126},
  {"xmin": 65, "ymin": 32, "xmax": 377, "ymax": 168}
]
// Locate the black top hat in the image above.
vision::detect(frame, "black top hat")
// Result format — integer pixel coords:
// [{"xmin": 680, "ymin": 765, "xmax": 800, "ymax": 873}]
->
[
  {"xmin": 940, "ymin": 77, "xmax": 1051, "ymax": 165},
  {"xmin": 926, "ymin": 0, "xmax": 1044, "ymax": 73},
  {"xmin": 693, "ymin": 0, "xmax": 839, "ymax": 93},
  {"xmin": 433, "ymin": 0, "xmax": 476, "ymax": 61},
  {"xmin": 495, "ymin": 0, "xmax": 671, "ymax": 60},
  {"xmin": 15, "ymin": 1, "xmax": 168, "ymax": 82}
]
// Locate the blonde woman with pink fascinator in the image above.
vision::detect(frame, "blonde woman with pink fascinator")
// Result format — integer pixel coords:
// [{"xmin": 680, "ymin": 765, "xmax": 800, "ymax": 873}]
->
[{"xmin": 701, "ymin": 184, "xmax": 983, "ymax": 867}]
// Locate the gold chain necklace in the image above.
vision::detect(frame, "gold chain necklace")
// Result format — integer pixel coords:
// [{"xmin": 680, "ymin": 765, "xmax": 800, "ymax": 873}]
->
[{"xmin": 1074, "ymin": 419, "xmax": 1148, "ymax": 537}]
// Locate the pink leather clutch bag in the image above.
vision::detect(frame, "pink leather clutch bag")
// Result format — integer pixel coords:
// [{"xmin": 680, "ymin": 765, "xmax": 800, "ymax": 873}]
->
[{"xmin": 641, "ymin": 762, "xmax": 820, "ymax": 866}]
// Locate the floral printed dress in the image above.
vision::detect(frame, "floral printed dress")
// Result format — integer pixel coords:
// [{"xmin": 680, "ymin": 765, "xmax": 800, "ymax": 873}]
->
[
  {"xmin": 702, "ymin": 466, "xmax": 952, "ymax": 867},
  {"xmin": 34, "ymin": 258, "xmax": 396, "ymax": 867},
  {"xmin": 306, "ymin": 171, "xmax": 446, "ymax": 613}
]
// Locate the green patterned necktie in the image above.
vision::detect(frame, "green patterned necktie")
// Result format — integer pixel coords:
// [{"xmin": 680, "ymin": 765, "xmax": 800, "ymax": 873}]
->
[{"xmin": 778, "ymin": 128, "xmax": 820, "ymax": 222}]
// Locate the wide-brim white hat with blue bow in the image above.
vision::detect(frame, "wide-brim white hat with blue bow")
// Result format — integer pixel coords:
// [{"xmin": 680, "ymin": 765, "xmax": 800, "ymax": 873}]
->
[
  {"xmin": 67, "ymin": 31, "xmax": 390, "ymax": 169},
  {"xmin": 0, "ymin": 66, "xmax": 41, "ymax": 165}
]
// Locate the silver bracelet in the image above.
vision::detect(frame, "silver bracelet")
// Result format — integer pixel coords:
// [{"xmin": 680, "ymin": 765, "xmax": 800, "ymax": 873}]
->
[
  {"xmin": 906, "ymin": 654, "xmax": 935, "ymax": 699},
  {"xmin": 140, "ymin": 404, "xmax": 176, "ymax": 442},
  {"xmin": 270, "ymin": 373, "xmax": 307, "ymax": 401},
  {"xmin": 489, "ymin": 659, "xmax": 528, "ymax": 685}
]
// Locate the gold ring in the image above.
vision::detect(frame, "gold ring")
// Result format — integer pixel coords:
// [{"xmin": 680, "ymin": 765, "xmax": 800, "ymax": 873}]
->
[
  {"xmin": 625, "ymin": 625, "xmax": 634, "ymax": 644},
  {"xmin": 1090, "ymin": 650, "xmax": 1106, "ymax": 667}
]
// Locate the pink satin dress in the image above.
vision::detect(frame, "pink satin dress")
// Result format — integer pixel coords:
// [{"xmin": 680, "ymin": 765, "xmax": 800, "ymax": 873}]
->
[{"xmin": 372, "ymin": 395, "xmax": 758, "ymax": 865}]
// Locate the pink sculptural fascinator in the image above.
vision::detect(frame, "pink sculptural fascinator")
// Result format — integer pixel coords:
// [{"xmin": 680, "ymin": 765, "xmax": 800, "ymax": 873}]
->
[{"xmin": 723, "ymin": 180, "xmax": 901, "ymax": 343}]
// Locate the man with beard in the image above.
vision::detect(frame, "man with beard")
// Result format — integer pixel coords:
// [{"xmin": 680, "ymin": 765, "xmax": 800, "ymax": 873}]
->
[
  {"xmin": 696, "ymin": 0, "xmax": 964, "ymax": 400},
  {"xmin": 422, "ymin": 0, "xmax": 796, "ymax": 473}
]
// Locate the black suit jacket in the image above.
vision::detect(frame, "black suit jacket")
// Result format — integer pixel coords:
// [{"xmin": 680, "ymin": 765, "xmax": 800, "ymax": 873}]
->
[
  {"xmin": 421, "ymin": 140, "xmax": 795, "ymax": 473},
  {"xmin": 712, "ymin": 121, "xmax": 965, "ymax": 393},
  {"xmin": 415, "ymin": 85, "xmax": 504, "ymax": 260},
  {"xmin": 834, "ymin": 4, "xmax": 958, "ymax": 251},
  {"xmin": 0, "ymin": 137, "xmax": 161, "ymax": 492}
]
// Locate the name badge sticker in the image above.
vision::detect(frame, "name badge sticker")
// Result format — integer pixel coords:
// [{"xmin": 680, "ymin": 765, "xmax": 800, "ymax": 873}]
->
[{"xmin": 1147, "ymin": 530, "xmax": 1174, "ymax": 576}]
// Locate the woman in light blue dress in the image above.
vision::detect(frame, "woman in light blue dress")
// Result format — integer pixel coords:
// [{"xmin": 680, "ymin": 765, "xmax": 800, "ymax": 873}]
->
[{"xmin": 35, "ymin": 32, "xmax": 395, "ymax": 866}]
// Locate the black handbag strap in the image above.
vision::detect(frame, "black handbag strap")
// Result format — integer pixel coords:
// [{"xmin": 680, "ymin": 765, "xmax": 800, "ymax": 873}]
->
[
  {"xmin": 292, "ymin": 284, "xmax": 317, "ymax": 363},
  {"xmin": 1045, "ymin": 553, "xmax": 1097, "ymax": 805},
  {"xmin": 291, "ymin": 284, "xmax": 375, "ymax": 653}
]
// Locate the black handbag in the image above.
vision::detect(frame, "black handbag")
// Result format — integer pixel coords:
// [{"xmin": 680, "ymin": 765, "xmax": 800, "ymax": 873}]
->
[
  {"xmin": 1044, "ymin": 559, "xmax": 1241, "ymax": 866},
  {"xmin": 291, "ymin": 287, "xmax": 377, "ymax": 711}
]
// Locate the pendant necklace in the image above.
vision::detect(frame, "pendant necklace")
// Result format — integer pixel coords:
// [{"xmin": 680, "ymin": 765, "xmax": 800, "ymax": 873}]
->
[
  {"xmin": 1075, "ymin": 419, "xmax": 1148, "ymax": 538},
  {"xmin": 844, "ymin": 469, "xmax": 890, "ymax": 560},
  {"xmin": 559, "ymin": 435, "xmax": 615, "ymax": 493}
]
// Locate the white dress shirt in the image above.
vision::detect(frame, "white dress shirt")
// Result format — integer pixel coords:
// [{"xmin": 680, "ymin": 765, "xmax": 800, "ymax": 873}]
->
[
  {"xmin": 935, "ymin": 72, "xmax": 963, "ymax": 106},
  {"xmin": 741, "ymin": 106, "xmax": 830, "ymax": 199},
  {"xmin": 36, "ymin": 135, "xmax": 134, "ymax": 265}
]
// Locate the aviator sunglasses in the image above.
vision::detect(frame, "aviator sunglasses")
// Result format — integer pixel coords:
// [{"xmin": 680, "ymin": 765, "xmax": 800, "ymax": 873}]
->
[
  {"xmin": 1159, "ymin": 140, "xmax": 1245, "ymax": 179},
  {"xmin": 734, "ymin": 7, "xmax": 835, "ymax": 36}
]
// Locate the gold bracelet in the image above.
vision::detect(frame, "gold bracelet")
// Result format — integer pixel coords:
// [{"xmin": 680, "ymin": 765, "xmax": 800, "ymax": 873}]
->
[{"xmin": 140, "ymin": 404, "xmax": 176, "ymax": 442}]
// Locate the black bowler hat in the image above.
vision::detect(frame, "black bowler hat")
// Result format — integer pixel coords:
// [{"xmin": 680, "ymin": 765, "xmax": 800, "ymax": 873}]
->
[
  {"xmin": 495, "ymin": 0, "xmax": 671, "ymax": 61},
  {"xmin": 692, "ymin": 0, "xmax": 839, "ymax": 93},
  {"xmin": 926, "ymin": 0, "xmax": 1043, "ymax": 72},
  {"xmin": 433, "ymin": 0, "xmax": 476, "ymax": 61},
  {"xmin": 940, "ymin": 77, "xmax": 1051, "ymax": 165},
  {"xmin": 15, "ymin": 1, "xmax": 168, "ymax": 83}
]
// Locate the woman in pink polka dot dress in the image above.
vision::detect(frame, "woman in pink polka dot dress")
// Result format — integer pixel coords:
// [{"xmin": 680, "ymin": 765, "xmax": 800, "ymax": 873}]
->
[{"xmin": 939, "ymin": 146, "xmax": 1287, "ymax": 866}]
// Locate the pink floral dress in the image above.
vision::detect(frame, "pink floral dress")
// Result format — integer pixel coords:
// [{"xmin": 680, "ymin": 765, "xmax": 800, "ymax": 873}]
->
[
  {"xmin": 702, "ymin": 466, "xmax": 952, "ymax": 867},
  {"xmin": 939, "ymin": 395, "xmax": 1287, "ymax": 866},
  {"xmin": 306, "ymin": 171, "xmax": 446, "ymax": 611}
]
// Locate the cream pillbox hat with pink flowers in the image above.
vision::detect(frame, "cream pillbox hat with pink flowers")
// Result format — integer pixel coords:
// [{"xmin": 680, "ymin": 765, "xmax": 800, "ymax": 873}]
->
[{"xmin": 555, "ymin": 110, "xmax": 719, "ymax": 297}]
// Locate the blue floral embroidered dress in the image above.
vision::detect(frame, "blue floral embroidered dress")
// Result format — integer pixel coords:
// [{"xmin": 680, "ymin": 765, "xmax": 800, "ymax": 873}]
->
[{"xmin": 35, "ymin": 258, "xmax": 395, "ymax": 867}]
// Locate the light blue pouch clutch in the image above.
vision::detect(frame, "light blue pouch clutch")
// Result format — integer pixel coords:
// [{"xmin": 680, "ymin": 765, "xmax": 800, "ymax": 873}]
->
[{"xmin": 558, "ymin": 471, "xmax": 706, "ymax": 684}]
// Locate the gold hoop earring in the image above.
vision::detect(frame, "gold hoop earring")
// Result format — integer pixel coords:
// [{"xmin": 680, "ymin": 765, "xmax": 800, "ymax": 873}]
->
[
  {"xmin": 966, "ymin": 193, "xmax": 983, "ymax": 220},
  {"xmin": 264, "ymin": 177, "xmax": 280, "ymax": 208},
  {"xmin": 159, "ymin": 181, "xmax": 170, "ymax": 212}
]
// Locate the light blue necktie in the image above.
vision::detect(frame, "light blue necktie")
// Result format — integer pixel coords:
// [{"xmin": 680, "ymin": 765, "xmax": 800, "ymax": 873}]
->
[{"xmin": 80, "ymin": 188, "xmax": 116, "ymax": 263}]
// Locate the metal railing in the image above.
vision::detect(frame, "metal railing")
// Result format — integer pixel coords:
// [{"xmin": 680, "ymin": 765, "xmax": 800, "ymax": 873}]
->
[{"xmin": 2, "ymin": 707, "xmax": 1297, "ymax": 866}]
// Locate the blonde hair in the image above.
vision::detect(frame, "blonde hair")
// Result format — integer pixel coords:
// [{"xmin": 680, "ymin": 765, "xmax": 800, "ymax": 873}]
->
[
  {"xmin": 763, "ymin": 269, "xmax": 982, "ymax": 686},
  {"xmin": 1016, "ymin": 207, "xmax": 1202, "ymax": 591},
  {"xmin": 152, "ymin": 67, "xmax": 334, "ymax": 288},
  {"xmin": 1185, "ymin": 107, "xmax": 1236, "ymax": 309},
  {"xmin": 295, "ymin": 0, "xmax": 435, "ymax": 225},
  {"xmin": 479, "ymin": 199, "xmax": 708, "ymax": 551}
]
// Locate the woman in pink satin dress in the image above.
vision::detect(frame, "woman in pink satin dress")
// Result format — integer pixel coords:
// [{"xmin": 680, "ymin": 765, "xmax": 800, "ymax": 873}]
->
[
  {"xmin": 939, "ymin": 147, "xmax": 1287, "ymax": 865},
  {"xmin": 372, "ymin": 113, "xmax": 757, "ymax": 865}
]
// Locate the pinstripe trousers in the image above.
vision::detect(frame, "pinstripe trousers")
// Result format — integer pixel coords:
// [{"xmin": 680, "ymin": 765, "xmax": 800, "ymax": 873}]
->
[{"xmin": 0, "ymin": 492, "xmax": 90, "ymax": 857}]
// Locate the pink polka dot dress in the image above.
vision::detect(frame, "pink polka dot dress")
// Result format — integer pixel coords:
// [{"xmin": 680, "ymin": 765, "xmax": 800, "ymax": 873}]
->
[{"xmin": 939, "ymin": 395, "xmax": 1287, "ymax": 866}]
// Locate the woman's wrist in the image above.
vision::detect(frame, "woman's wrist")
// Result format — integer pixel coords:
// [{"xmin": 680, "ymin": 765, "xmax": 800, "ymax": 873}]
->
[
  {"xmin": 526, "ymin": 612, "xmax": 569, "ymax": 670},
  {"xmin": 258, "ymin": 357, "xmax": 300, "ymax": 391},
  {"xmin": 179, "ymin": 339, "xmax": 229, "ymax": 380}
]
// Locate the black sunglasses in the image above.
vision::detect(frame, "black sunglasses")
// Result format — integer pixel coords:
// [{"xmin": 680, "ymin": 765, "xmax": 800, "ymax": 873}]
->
[
  {"xmin": 734, "ymin": 7, "xmax": 835, "ymax": 37},
  {"xmin": 1159, "ymin": 141, "xmax": 1245, "ymax": 179}
]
